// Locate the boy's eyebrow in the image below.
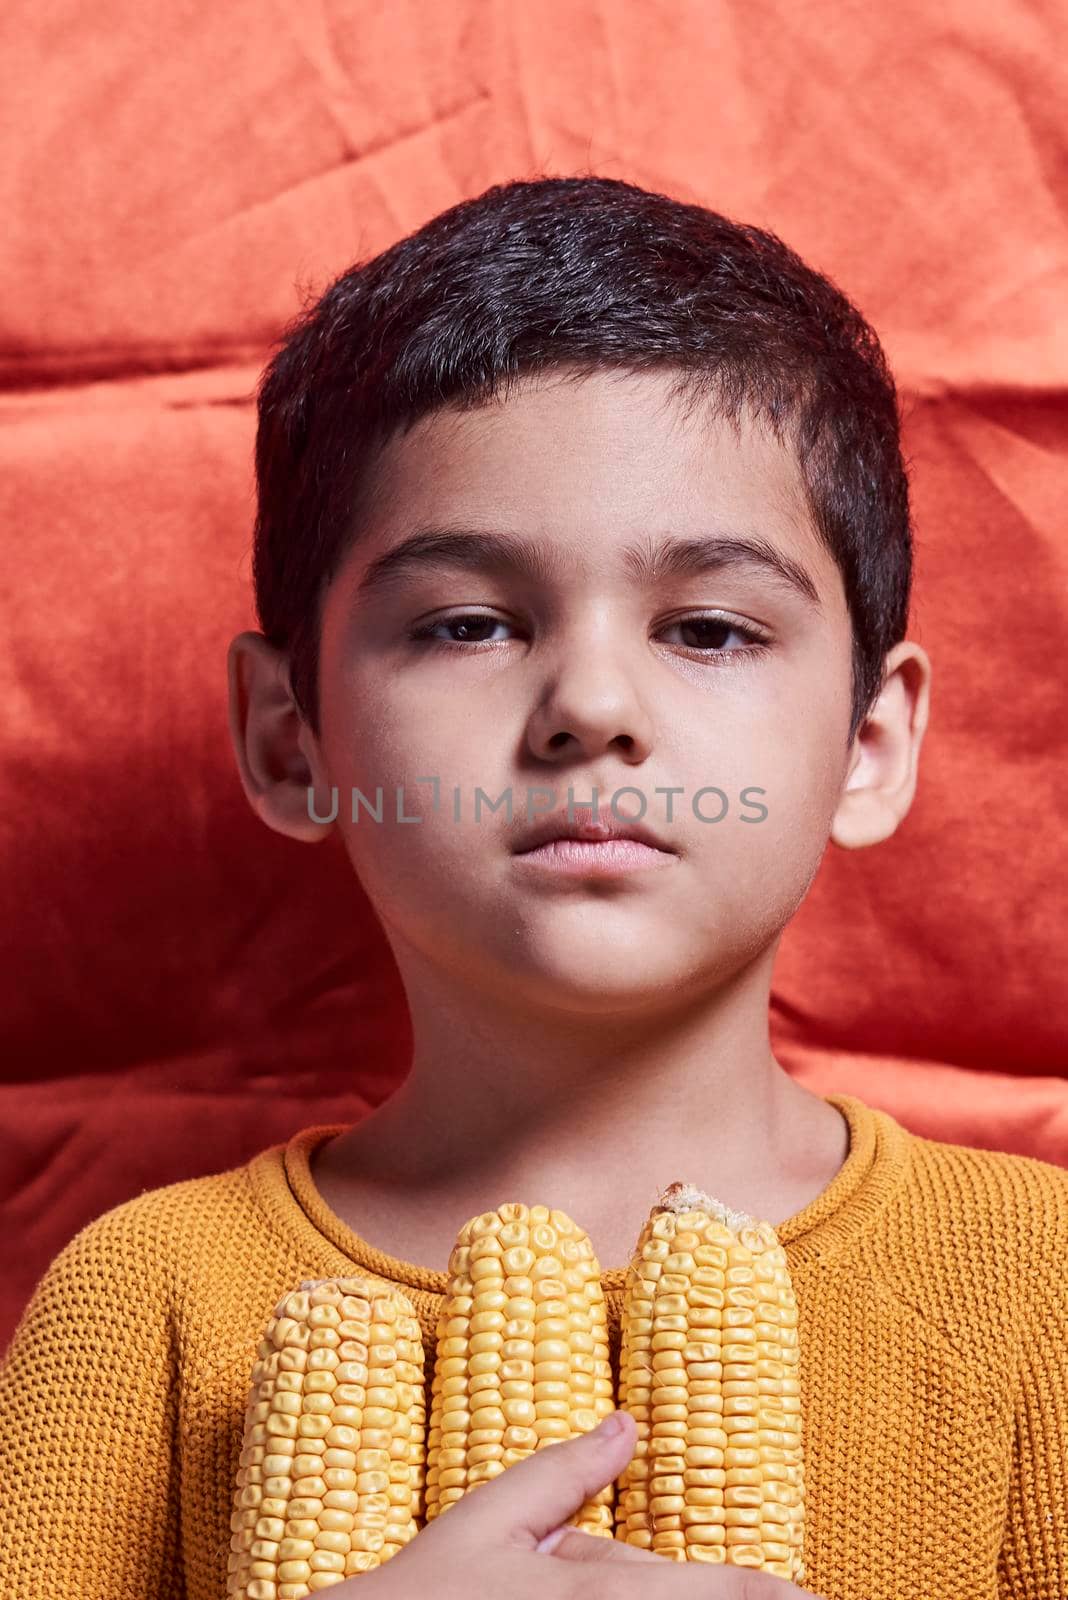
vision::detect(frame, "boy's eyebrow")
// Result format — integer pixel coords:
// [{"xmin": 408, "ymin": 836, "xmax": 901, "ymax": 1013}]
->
[{"xmin": 354, "ymin": 524, "xmax": 823, "ymax": 610}]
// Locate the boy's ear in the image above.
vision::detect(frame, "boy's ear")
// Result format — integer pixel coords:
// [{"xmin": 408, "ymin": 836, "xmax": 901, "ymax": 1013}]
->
[
  {"xmin": 830, "ymin": 640, "xmax": 932, "ymax": 850},
  {"xmin": 226, "ymin": 631, "xmax": 335, "ymax": 843}
]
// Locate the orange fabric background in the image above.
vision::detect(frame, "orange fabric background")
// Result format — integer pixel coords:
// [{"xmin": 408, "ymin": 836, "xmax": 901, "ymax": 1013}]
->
[{"xmin": 2, "ymin": 2, "xmax": 1066, "ymax": 1353}]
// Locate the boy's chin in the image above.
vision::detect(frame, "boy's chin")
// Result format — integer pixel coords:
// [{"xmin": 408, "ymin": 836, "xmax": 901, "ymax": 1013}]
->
[{"xmin": 497, "ymin": 941, "xmax": 715, "ymax": 1014}]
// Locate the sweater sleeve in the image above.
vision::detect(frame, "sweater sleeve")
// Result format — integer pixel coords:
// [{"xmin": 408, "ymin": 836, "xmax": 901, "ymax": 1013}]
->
[
  {"xmin": 0, "ymin": 1203, "xmax": 185, "ymax": 1600},
  {"xmin": 997, "ymin": 1218, "xmax": 1068, "ymax": 1599}
]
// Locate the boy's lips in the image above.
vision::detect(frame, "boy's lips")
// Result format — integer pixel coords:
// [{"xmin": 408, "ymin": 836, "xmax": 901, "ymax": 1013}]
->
[
  {"xmin": 511, "ymin": 805, "xmax": 676, "ymax": 856},
  {"xmin": 511, "ymin": 835, "xmax": 679, "ymax": 876}
]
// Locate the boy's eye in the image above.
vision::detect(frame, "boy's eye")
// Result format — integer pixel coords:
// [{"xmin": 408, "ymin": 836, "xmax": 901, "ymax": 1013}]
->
[
  {"xmin": 408, "ymin": 611, "xmax": 771, "ymax": 657},
  {"xmin": 410, "ymin": 612, "xmax": 512, "ymax": 646},
  {"xmin": 659, "ymin": 615, "xmax": 770, "ymax": 654}
]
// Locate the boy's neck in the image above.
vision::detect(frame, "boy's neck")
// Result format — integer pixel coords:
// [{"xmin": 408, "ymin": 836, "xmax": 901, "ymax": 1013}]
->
[{"xmin": 309, "ymin": 944, "xmax": 852, "ymax": 1274}]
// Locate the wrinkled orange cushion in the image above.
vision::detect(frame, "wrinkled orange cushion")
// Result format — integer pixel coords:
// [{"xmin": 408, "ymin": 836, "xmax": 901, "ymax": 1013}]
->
[{"xmin": 2, "ymin": 0, "xmax": 1065, "ymax": 1351}]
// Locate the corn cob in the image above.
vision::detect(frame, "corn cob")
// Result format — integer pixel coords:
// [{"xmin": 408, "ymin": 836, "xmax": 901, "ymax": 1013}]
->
[
  {"xmin": 228, "ymin": 1277, "xmax": 426, "ymax": 1599},
  {"xmin": 616, "ymin": 1183, "xmax": 804, "ymax": 1580},
  {"xmin": 424, "ymin": 1202, "xmax": 615, "ymax": 1534}
]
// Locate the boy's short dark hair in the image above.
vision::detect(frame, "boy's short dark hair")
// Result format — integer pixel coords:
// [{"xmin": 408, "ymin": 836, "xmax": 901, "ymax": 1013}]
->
[{"xmin": 252, "ymin": 175, "xmax": 912, "ymax": 746}]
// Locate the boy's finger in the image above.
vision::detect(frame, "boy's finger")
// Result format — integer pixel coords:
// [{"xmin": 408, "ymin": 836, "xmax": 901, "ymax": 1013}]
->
[
  {"xmin": 447, "ymin": 1409, "xmax": 638, "ymax": 1549},
  {"xmin": 542, "ymin": 1528, "xmax": 663, "ymax": 1564}
]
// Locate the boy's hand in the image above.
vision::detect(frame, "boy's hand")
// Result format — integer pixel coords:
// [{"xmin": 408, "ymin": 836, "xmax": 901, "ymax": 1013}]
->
[{"xmin": 345, "ymin": 1409, "xmax": 825, "ymax": 1598}]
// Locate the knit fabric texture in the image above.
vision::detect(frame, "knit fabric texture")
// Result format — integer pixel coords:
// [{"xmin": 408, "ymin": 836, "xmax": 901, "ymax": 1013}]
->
[{"xmin": 1, "ymin": 1091, "xmax": 1066, "ymax": 1600}]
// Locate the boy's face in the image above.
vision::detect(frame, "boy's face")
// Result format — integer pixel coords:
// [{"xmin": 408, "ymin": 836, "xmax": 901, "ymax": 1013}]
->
[{"xmin": 304, "ymin": 368, "xmax": 858, "ymax": 1010}]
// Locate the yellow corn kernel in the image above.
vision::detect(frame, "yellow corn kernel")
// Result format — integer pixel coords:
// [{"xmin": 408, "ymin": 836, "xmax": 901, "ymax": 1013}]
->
[
  {"xmin": 616, "ymin": 1183, "xmax": 804, "ymax": 1583},
  {"xmin": 228, "ymin": 1277, "xmax": 426, "ymax": 1598},
  {"xmin": 425, "ymin": 1203, "xmax": 615, "ymax": 1536}
]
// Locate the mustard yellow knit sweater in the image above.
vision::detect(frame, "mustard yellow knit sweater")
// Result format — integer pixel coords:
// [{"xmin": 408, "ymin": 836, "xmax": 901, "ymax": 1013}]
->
[{"xmin": 2, "ymin": 1092, "xmax": 1067, "ymax": 1600}]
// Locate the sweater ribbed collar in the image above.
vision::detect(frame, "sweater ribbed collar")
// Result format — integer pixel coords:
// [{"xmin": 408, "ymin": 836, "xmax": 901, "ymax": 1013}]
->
[{"xmin": 248, "ymin": 1092, "xmax": 910, "ymax": 1291}]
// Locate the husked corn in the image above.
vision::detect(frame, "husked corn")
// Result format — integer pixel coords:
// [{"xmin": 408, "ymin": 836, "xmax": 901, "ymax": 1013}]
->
[
  {"xmin": 616, "ymin": 1183, "xmax": 805, "ymax": 1581},
  {"xmin": 228, "ymin": 1277, "xmax": 426, "ymax": 1599},
  {"xmin": 424, "ymin": 1203, "xmax": 615, "ymax": 1535}
]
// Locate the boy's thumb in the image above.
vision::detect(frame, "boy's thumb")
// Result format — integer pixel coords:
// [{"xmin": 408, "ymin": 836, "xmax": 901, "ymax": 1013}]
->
[{"xmin": 445, "ymin": 1409, "xmax": 636, "ymax": 1549}]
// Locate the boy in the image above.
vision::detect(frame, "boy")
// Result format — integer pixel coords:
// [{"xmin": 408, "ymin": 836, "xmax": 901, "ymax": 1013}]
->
[{"xmin": 1, "ymin": 175, "xmax": 1065, "ymax": 1600}]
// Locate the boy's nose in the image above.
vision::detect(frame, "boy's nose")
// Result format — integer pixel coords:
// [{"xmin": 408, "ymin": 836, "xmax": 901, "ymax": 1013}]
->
[{"xmin": 522, "ymin": 654, "xmax": 655, "ymax": 765}]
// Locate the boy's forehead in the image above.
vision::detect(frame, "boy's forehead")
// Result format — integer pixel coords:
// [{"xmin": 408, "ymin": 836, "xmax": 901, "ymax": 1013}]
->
[{"xmin": 348, "ymin": 368, "xmax": 826, "ymax": 584}]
